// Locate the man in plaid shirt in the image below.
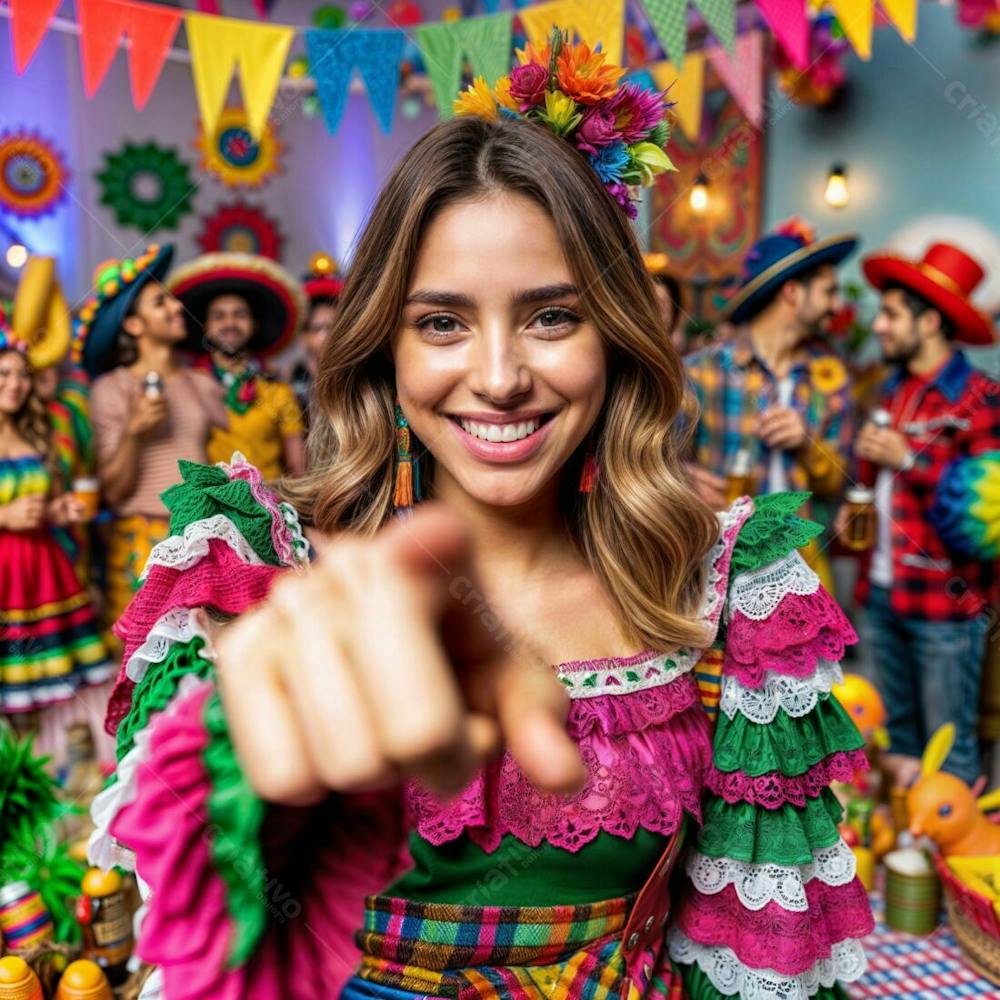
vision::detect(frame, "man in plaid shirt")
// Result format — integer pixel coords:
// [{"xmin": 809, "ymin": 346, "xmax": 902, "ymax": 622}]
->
[
  {"xmin": 836, "ymin": 241, "xmax": 1000, "ymax": 785},
  {"xmin": 685, "ymin": 220, "xmax": 857, "ymax": 590}
]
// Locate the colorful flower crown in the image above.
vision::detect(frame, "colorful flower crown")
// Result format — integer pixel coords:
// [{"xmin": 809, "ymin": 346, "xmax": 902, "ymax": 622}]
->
[
  {"xmin": 0, "ymin": 327, "xmax": 29, "ymax": 355},
  {"xmin": 454, "ymin": 30, "xmax": 675, "ymax": 218},
  {"xmin": 71, "ymin": 243, "xmax": 163, "ymax": 363}
]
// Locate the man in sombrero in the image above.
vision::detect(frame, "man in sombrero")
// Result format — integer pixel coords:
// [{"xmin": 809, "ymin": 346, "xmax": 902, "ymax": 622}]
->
[
  {"xmin": 836, "ymin": 241, "xmax": 1000, "ymax": 786},
  {"xmin": 83, "ymin": 245, "xmax": 229, "ymax": 641},
  {"xmin": 684, "ymin": 219, "xmax": 857, "ymax": 590},
  {"xmin": 168, "ymin": 253, "xmax": 306, "ymax": 481}
]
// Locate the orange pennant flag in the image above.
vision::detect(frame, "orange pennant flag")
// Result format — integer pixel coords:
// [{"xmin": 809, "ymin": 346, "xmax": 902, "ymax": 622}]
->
[
  {"xmin": 77, "ymin": 0, "xmax": 183, "ymax": 108},
  {"xmin": 650, "ymin": 53, "xmax": 706, "ymax": 141},
  {"xmin": 8, "ymin": 0, "xmax": 61, "ymax": 74}
]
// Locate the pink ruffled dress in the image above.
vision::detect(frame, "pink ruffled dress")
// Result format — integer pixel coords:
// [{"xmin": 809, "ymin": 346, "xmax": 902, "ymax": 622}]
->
[{"xmin": 87, "ymin": 456, "xmax": 872, "ymax": 1000}]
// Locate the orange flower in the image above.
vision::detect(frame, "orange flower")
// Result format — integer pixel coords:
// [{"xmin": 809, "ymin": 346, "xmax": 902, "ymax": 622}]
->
[
  {"xmin": 516, "ymin": 40, "xmax": 552, "ymax": 68},
  {"xmin": 555, "ymin": 40, "xmax": 625, "ymax": 105},
  {"xmin": 810, "ymin": 355, "xmax": 848, "ymax": 395},
  {"xmin": 453, "ymin": 76, "xmax": 498, "ymax": 120},
  {"xmin": 493, "ymin": 76, "xmax": 520, "ymax": 113}
]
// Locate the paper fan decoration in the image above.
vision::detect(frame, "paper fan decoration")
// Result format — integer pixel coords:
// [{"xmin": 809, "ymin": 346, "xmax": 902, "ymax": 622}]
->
[
  {"xmin": 198, "ymin": 200, "xmax": 285, "ymax": 260},
  {"xmin": 195, "ymin": 107, "xmax": 283, "ymax": 189},
  {"xmin": 96, "ymin": 141, "xmax": 194, "ymax": 232},
  {"xmin": 0, "ymin": 130, "xmax": 69, "ymax": 219}
]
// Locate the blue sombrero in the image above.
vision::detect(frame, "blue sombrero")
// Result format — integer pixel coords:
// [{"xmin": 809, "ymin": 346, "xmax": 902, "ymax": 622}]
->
[
  {"xmin": 723, "ymin": 223, "xmax": 859, "ymax": 324},
  {"xmin": 75, "ymin": 244, "xmax": 174, "ymax": 376}
]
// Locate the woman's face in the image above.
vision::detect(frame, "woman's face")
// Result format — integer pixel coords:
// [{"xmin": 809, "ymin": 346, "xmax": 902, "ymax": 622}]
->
[
  {"xmin": 393, "ymin": 192, "xmax": 607, "ymax": 509},
  {"xmin": 0, "ymin": 350, "xmax": 32, "ymax": 416}
]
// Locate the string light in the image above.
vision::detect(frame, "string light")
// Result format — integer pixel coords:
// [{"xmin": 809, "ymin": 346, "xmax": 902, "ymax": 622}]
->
[
  {"xmin": 5, "ymin": 244, "xmax": 27, "ymax": 268},
  {"xmin": 825, "ymin": 164, "xmax": 849, "ymax": 209},
  {"xmin": 689, "ymin": 174, "xmax": 709, "ymax": 214}
]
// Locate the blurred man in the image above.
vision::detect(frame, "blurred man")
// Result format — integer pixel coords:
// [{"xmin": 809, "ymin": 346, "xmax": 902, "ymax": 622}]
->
[
  {"xmin": 169, "ymin": 253, "xmax": 306, "ymax": 480},
  {"xmin": 836, "ymin": 241, "xmax": 1000, "ymax": 786},
  {"xmin": 290, "ymin": 252, "xmax": 343, "ymax": 425},
  {"xmin": 684, "ymin": 219, "xmax": 857, "ymax": 591}
]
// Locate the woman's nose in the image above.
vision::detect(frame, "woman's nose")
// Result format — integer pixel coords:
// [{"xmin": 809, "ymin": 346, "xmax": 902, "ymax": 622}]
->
[{"xmin": 468, "ymin": 329, "xmax": 531, "ymax": 402}]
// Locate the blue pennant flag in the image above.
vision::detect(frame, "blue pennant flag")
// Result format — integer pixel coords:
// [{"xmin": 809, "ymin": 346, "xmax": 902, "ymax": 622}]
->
[{"xmin": 306, "ymin": 28, "xmax": 406, "ymax": 135}]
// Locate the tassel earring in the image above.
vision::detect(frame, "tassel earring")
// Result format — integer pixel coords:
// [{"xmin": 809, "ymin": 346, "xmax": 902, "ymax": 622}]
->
[
  {"xmin": 394, "ymin": 403, "xmax": 421, "ymax": 512},
  {"xmin": 579, "ymin": 452, "xmax": 599, "ymax": 493}
]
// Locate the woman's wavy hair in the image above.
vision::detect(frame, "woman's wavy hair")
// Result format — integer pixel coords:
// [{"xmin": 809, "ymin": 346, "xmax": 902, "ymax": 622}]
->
[
  {"xmin": 280, "ymin": 115, "xmax": 720, "ymax": 650},
  {"xmin": 0, "ymin": 348, "xmax": 58, "ymax": 480}
]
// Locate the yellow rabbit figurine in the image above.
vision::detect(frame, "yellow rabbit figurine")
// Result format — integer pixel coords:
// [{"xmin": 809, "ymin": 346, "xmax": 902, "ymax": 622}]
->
[{"xmin": 907, "ymin": 724, "xmax": 1000, "ymax": 858}]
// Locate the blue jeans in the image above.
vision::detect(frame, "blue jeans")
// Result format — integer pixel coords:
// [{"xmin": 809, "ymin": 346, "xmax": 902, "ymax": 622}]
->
[{"xmin": 864, "ymin": 585, "xmax": 989, "ymax": 784}]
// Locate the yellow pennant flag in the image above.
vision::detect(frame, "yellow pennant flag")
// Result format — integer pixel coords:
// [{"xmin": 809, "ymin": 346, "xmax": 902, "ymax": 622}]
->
[
  {"xmin": 185, "ymin": 13, "xmax": 294, "ymax": 139},
  {"xmin": 519, "ymin": 0, "xmax": 625, "ymax": 65},
  {"xmin": 650, "ymin": 53, "xmax": 706, "ymax": 141},
  {"xmin": 879, "ymin": 0, "xmax": 918, "ymax": 41},
  {"xmin": 827, "ymin": 0, "xmax": 874, "ymax": 59}
]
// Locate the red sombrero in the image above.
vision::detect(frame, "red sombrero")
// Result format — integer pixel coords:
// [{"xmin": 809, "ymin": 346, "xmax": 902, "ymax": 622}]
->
[
  {"xmin": 863, "ymin": 242, "xmax": 995, "ymax": 346},
  {"xmin": 302, "ymin": 250, "xmax": 343, "ymax": 303},
  {"xmin": 167, "ymin": 252, "xmax": 306, "ymax": 357}
]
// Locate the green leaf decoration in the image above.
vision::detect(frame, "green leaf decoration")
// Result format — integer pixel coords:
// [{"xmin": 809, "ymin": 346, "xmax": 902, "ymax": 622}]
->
[{"xmin": 96, "ymin": 141, "xmax": 195, "ymax": 232}]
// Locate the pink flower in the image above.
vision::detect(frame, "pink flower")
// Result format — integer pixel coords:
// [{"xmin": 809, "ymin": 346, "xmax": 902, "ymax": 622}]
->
[
  {"xmin": 607, "ymin": 83, "xmax": 666, "ymax": 143},
  {"xmin": 606, "ymin": 182, "xmax": 638, "ymax": 219},
  {"xmin": 576, "ymin": 107, "xmax": 620, "ymax": 153},
  {"xmin": 509, "ymin": 62, "xmax": 549, "ymax": 110}
]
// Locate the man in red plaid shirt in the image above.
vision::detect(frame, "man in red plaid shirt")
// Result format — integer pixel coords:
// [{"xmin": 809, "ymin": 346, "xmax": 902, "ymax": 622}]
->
[{"xmin": 836, "ymin": 241, "xmax": 999, "ymax": 786}]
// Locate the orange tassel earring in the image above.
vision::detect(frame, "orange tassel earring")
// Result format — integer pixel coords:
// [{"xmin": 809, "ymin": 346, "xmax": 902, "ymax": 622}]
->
[{"xmin": 394, "ymin": 403, "xmax": 421, "ymax": 512}]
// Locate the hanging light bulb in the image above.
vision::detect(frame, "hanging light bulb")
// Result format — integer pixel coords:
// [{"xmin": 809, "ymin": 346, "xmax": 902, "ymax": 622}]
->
[
  {"xmin": 825, "ymin": 164, "xmax": 849, "ymax": 209},
  {"xmin": 689, "ymin": 174, "xmax": 709, "ymax": 214},
  {"xmin": 5, "ymin": 244, "xmax": 27, "ymax": 268}
]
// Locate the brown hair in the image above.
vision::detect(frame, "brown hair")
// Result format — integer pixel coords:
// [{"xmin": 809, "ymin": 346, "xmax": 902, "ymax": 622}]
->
[
  {"xmin": 280, "ymin": 115, "xmax": 719, "ymax": 651},
  {"xmin": 0, "ymin": 348, "xmax": 58, "ymax": 483}
]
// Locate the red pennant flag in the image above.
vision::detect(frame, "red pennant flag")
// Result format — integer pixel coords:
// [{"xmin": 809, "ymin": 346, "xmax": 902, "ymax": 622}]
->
[
  {"xmin": 8, "ymin": 0, "xmax": 61, "ymax": 74},
  {"xmin": 77, "ymin": 0, "xmax": 183, "ymax": 109},
  {"xmin": 754, "ymin": 0, "xmax": 808, "ymax": 70}
]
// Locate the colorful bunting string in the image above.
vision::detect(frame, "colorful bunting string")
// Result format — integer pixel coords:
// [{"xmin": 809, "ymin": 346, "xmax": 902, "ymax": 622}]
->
[
  {"xmin": 828, "ymin": 0, "xmax": 874, "ymax": 58},
  {"xmin": 306, "ymin": 29, "xmax": 407, "ymax": 134},
  {"xmin": 707, "ymin": 31, "xmax": 764, "ymax": 129},
  {"xmin": 7, "ymin": 0, "xmax": 61, "ymax": 74},
  {"xmin": 753, "ymin": 0, "xmax": 810, "ymax": 69},
  {"xmin": 880, "ymin": 0, "xmax": 919, "ymax": 40}
]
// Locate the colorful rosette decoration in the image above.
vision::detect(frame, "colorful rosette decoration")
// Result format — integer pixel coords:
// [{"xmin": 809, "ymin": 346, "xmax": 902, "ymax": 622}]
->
[
  {"xmin": 0, "ymin": 130, "xmax": 69, "ymax": 219},
  {"xmin": 930, "ymin": 451, "xmax": 1000, "ymax": 560},
  {"xmin": 775, "ymin": 16, "xmax": 849, "ymax": 108},
  {"xmin": 96, "ymin": 141, "xmax": 194, "ymax": 232},
  {"xmin": 195, "ymin": 107, "xmax": 283, "ymax": 189},
  {"xmin": 453, "ymin": 31, "xmax": 675, "ymax": 219},
  {"xmin": 197, "ymin": 200, "xmax": 285, "ymax": 260},
  {"xmin": 956, "ymin": 0, "xmax": 1000, "ymax": 34}
]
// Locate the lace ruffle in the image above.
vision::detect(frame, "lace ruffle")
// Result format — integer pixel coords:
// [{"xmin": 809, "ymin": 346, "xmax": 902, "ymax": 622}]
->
[
  {"xmin": 669, "ymin": 930, "xmax": 867, "ymax": 1000},
  {"xmin": 720, "ymin": 662, "xmax": 843, "ymax": 725},
  {"xmin": 675, "ymin": 879, "xmax": 873, "ymax": 977},
  {"xmin": 729, "ymin": 493, "xmax": 823, "ymax": 576},
  {"xmin": 685, "ymin": 842, "xmax": 857, "ymax": 913},
  {"xmin": 727, "ymin": 552, "xmax": 820, "ymax": 623},
  {"xmin": 124, "ymin": 607, "xmax": 215, "ymax": 686},
  {"xmin": 702, "ymin": 496, "xmax": 755, "ymax": 634},
  {"xmin": 567, "ymin": 672, "xmax": 701, "ymax": 738},
  {"xmin": 696, "ymin": 790, "xmax": 844, "ymax": 867},
  {"xmin": 406, "ymin": 699, "xmax": 712, "ymax": 852},
  {"xmin": 724, "ymin": 590, "xmax": 858, "ymax": 689},
  {"xmin": 557, "ymin": 650, "xmax": 697, "ymax": 699},
  {"xmin": 139, "ymin": 514, "xmax": 265, "ymax": 581},
  {"xmin": 706, "ymin": 750, "xmax": 869, "ymax": 810}
]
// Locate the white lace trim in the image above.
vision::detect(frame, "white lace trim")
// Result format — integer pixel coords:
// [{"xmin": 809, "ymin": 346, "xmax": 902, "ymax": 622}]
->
[
  {"xmin": 668, "ymin": 929, "xmax": 867, "ymax": 999},
  {"xmin": 88, "ymin": 674, "xmax": 206, "ymax": 874},
  {"xmin": 686, "ymin": 842, "xmax": 857, "ymax": 913},
  {"xmin": 719, "ymin": 661, "xmax": 844, "ymax": 724},
  {"xmin": 557, "ymin": 650, "xmax": 697, "ymax": 699},
  {"xmin": 125, "ymin": 607, "xmax": 216, "ymax": 686},
  {"xmin": 139, "ymin": 513, "xmax": 265, "ymax": 581},
  {"xmin": 728, "ymin": 551, "xmax": 820, "ymax": 622},
  {"xmin": 279, "ymin": 501, "xmax": 310, "ymax": 566},
  {"xmin": 702, "ymin": 497, "xmax": 755, "ymax": 631}
]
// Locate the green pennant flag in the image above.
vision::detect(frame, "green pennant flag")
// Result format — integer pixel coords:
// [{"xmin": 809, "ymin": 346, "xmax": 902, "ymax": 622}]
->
[
  {"xmin": 415, "ymin": 11, "xmax": 514, "ymax": 119},
  {"xmin": 693, "ymin": 0, "xmax": 735, "ymax": 51},
  {"xmin": 643, "ymin": 0, "xmax": 689, "ymax": 67}
]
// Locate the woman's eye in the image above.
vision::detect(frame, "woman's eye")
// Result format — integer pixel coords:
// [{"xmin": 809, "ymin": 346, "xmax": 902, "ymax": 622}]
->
[
  {"xmin": 417, "ymin": 314, "xmax": 463, "ymax": 336},
  {"xmin": 532, "ymin": 308, "xmax": 580, "ymax": 332}
]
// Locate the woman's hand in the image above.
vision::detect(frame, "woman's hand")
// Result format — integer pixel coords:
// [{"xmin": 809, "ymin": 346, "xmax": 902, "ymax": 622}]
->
[
  {"xmin": 216, "ymin": 504, "xmax": 587, "ymax": 804},
  {"xmin": 46, "ymin": 493, "xmax": 86, "ymax": 526},
  {"xmin": 0, "ymin": 494, "xmax": 46, "ymax": 531}
]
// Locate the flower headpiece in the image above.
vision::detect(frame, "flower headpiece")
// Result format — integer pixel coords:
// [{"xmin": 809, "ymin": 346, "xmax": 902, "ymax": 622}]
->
[
  {"xmin": 0, "ymin": 326, "xmax": 29, "ymax": 355},
  {"xmin": 71, "ymin": 244, "xmax": 164, "ymax": 363},
  {"xmin": 454, "ymin": 30, "xmax": 675, "ymax": 219}
]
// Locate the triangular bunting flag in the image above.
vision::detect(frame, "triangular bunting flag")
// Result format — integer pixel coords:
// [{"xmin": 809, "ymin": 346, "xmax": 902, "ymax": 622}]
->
[
  {"xmin": 642, "ymin": 0, "xmax": 688, "ymax": 67},
  {"xmin": 828, "ymin": 0, "xmax": 874, "ymax": 59},
  {"xmin": 7, "ymin": 0, "xmax": 61, "ymax": 74},
  {"xmin": 879, "ymin": 0, "xmax": 918, "ymax": 41},
  {"xmin": 520, "ymin": 0, "xmax": 625, "ymax": 65},
  {"xmin": 650, "ymin": 53, "xmax": 705, "ymax": 141},
  {"xmin": 692, "ymin": 0, "xmax": 735, "ymax": 52},
  {"xmin": 753, "ymin": 0, "xmax": 808, "ymax": 70},
  {"xmin": 184, "ymin": 13, "xmax": 294, "ymax": 139},
  {"xmin": 252, "ymin": 0, "xmax": 277, "ymax": 17},
  {"xmin": 77, "ymin": 0, "xmax": 183, "ymax": 109},
  {"xmin": 196, "ymin": 0, "xmax": 222, "ymax": 11},
  {"xmin": 707, "ymin": 31, "xmax": 763, "ymax": 128},
  {"xmin": 415, "ymin": 12, "xmax": 514, "ymax": 119},
  {"xmin": 305, "ymin": 29, "xmax": 406, "ymax": 135}
]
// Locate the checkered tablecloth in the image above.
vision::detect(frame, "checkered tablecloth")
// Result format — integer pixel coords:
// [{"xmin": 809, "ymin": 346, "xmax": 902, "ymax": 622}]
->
[{"xmin": 849, "ymin": 891, "xmax": 999, "ymax": 998}]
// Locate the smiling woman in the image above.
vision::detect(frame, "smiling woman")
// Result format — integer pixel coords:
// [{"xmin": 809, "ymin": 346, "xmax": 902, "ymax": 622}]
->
[{"xmin": 92, "ymin": 37, "xmax": 872, "ymax": 1000}]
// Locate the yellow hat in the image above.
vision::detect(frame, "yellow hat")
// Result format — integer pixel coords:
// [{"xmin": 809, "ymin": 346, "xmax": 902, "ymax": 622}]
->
[{"xmin": 12, "ymin": 256, "xmax": 71, "ymax": 370}]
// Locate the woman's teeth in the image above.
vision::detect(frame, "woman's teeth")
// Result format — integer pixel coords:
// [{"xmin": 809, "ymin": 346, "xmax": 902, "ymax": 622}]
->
[{"xmin": 459, "ymin": 418, "xmax": 540, "ymax": 443}]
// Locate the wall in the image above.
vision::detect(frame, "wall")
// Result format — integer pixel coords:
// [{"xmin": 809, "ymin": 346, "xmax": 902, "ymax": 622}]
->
[{"xmin": 763, "ymin": 7, "xmax": 1000, "ymax": 371}]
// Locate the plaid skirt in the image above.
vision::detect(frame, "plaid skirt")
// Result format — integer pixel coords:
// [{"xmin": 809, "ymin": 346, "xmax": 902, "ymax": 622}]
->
[{"xmin": 350, "ymin": 894, "xmax": 688, "ymax": 1000}]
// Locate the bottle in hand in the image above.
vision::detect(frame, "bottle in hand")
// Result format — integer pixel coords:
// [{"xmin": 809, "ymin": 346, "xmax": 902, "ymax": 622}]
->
[
  {"xmin": 726, "ymin": 448, "xmax": 756, "ymax": 503},
  {"xmin": 843, "ymin": 486, "xmax": 876, "ymax": 551}
]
